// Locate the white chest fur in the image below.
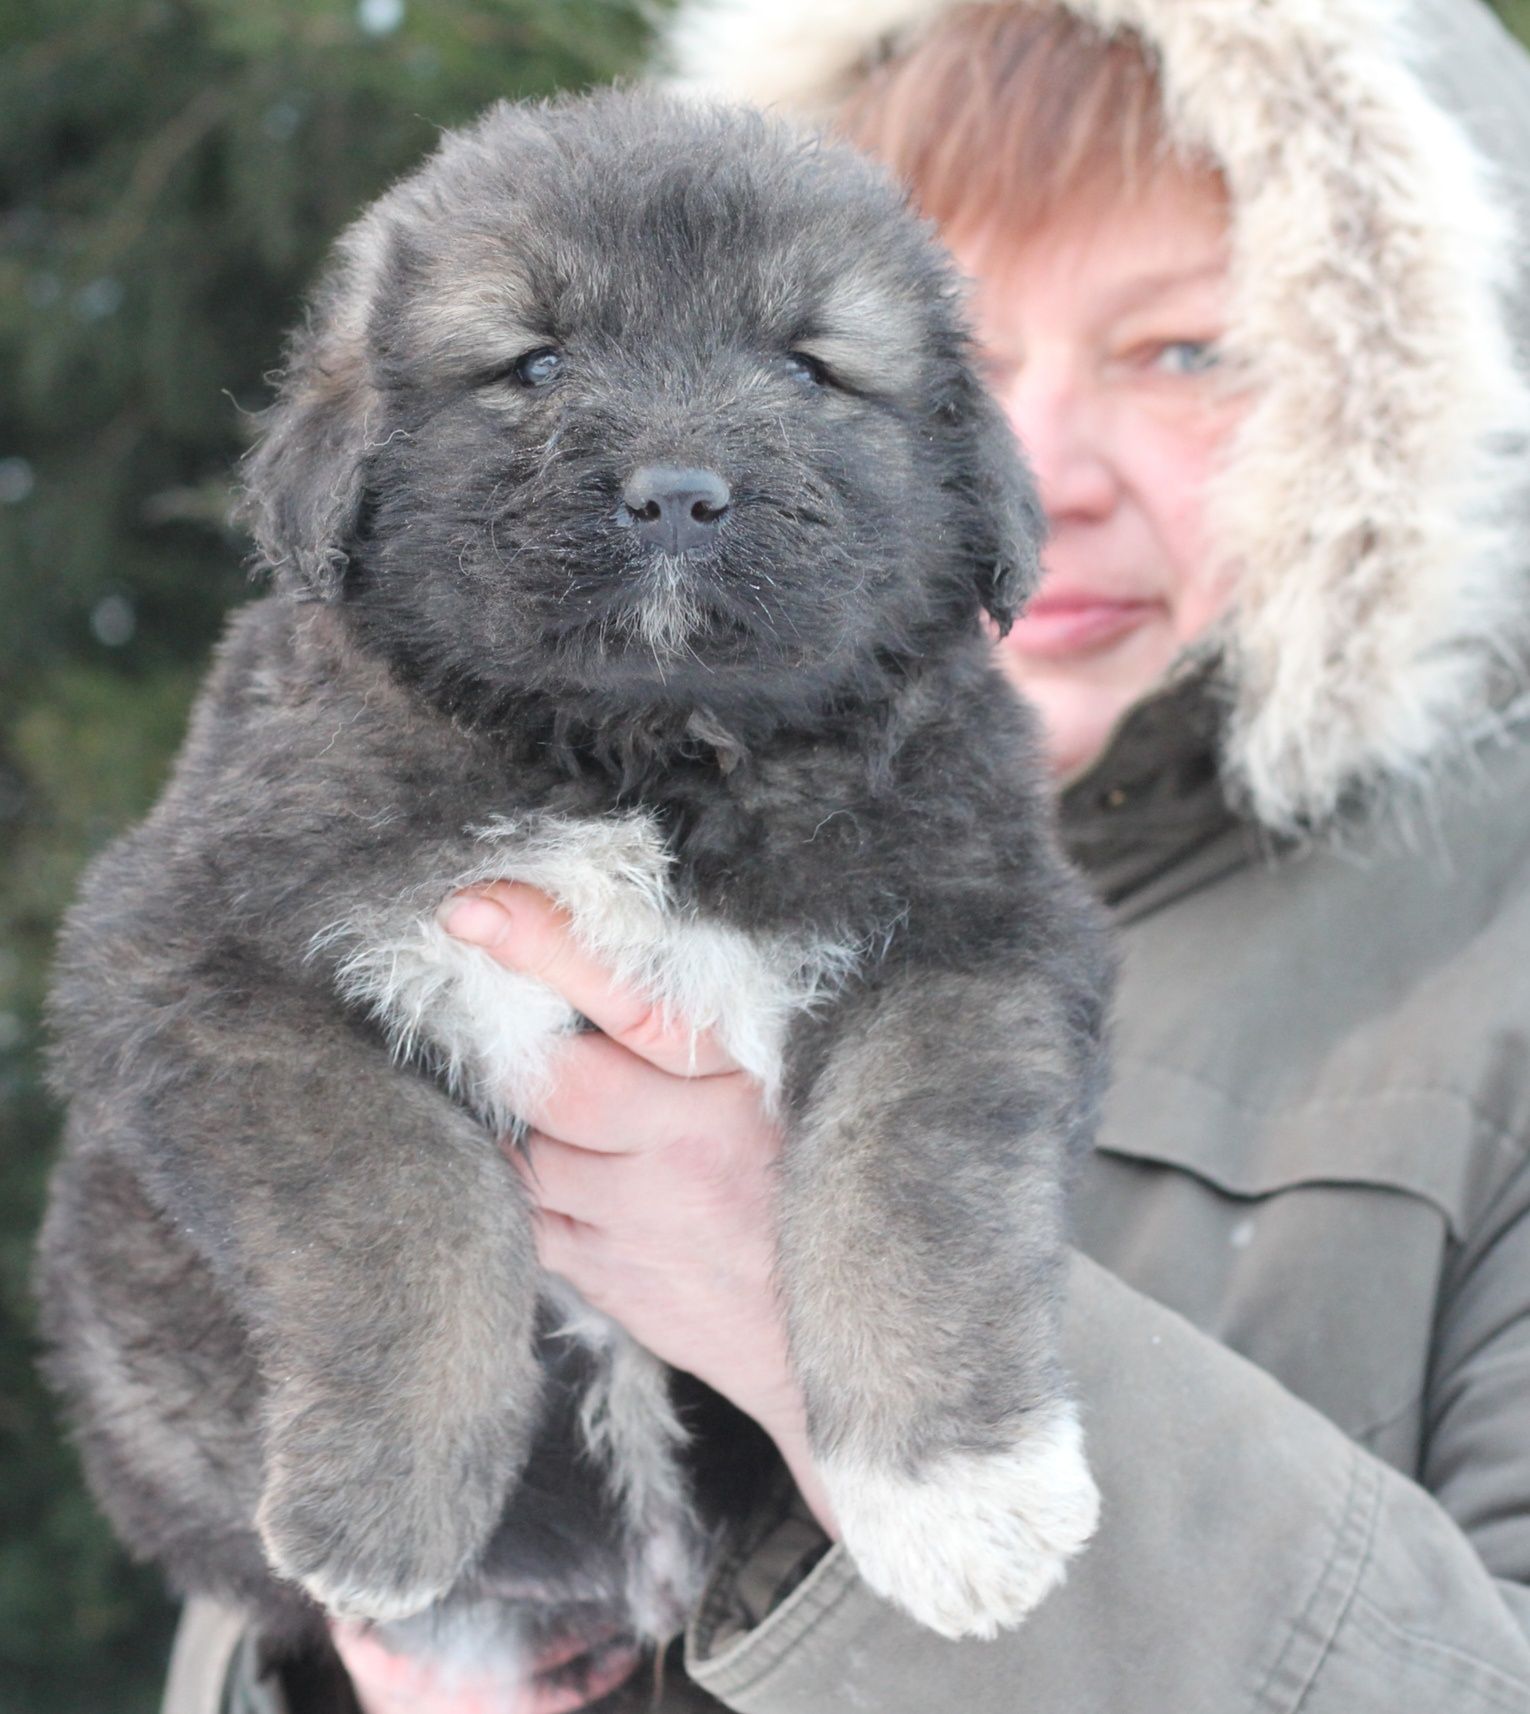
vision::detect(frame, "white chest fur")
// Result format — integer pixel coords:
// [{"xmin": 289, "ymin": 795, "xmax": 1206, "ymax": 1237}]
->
[{"xmin": 313, "ymin": 811, "xmax": 859, "ymax": 1131}]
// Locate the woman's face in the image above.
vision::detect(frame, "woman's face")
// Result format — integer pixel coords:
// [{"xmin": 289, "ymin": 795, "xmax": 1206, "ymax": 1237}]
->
[{"xmin": 950, "ymin": 170, "xmax": 1243, "ymax": 778}]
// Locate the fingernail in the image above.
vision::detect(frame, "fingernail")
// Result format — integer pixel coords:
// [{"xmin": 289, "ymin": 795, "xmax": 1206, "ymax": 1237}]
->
[{"xmin": 437, "ymin": 896, "xmax": 510, "ymax": 948}]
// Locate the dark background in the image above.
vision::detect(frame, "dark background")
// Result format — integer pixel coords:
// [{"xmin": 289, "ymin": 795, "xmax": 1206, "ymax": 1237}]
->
[{"xmin": 4, "ymin": 2, "xmax": 1528, "ymax": 1710}]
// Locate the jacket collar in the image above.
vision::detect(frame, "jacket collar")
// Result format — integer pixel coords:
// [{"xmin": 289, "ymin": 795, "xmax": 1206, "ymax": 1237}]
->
[{"xmin": 1058, "ymin": 666, "xmax": 1255, "ymax": 914}]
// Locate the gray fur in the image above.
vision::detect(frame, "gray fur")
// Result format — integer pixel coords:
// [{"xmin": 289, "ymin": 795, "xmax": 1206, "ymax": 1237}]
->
[{"xmin": 37, "ymin": 89, "xmax": 1110, "ymax": 1669}]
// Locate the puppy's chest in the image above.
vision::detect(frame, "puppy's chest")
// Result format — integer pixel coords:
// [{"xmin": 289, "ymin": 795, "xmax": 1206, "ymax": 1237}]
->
[{"xmin": 315, "ymin": 810, "xmax": 859, "ymax": 1127}]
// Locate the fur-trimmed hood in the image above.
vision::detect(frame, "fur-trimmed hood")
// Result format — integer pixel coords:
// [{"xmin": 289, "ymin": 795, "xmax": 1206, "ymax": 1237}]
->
[{"xmin": 663, "ymin": 0, "xmax": 1530, "ymax": 832}]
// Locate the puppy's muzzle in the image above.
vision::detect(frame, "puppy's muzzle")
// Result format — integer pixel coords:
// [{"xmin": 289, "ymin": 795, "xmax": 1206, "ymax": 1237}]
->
[{"xmin": 619, "ymin": 466, "xmax": 730, "ymax": 557}]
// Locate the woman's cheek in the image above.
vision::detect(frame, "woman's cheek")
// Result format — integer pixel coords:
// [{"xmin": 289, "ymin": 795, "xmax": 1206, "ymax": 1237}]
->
[{"xmin": 1133, "ymin": 404, "xmax": 1241, "ymax": 644}]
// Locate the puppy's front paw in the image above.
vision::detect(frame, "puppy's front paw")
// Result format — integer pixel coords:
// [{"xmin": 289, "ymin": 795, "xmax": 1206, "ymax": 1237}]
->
[
  {"xmin": 823, "ymin": 1403, "xmax": 1099, "ymax": 1640},
  {"xmin": 257, "ymin": 1439, "xmax": 502, "ymax": 1623}
]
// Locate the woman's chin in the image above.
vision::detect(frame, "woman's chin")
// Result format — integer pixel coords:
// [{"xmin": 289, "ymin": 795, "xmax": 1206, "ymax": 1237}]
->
[{"xmin": 997, "ymin": 635, "xmax": 1175, "ymax": 781}]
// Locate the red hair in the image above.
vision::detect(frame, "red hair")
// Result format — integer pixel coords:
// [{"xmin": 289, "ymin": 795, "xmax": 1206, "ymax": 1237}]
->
[{"xmin": 836, "ymin": 4, "xmax": 1209, "ymax": 242}]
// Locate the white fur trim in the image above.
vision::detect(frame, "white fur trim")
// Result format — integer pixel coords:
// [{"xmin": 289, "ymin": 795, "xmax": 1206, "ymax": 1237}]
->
[
  {"xmin": 666, "ymin": 0, "xmax": 1530, "ymax": 831},
  {"xmin": 822, "ymin": 1402, "xmax": 1100, "ymax": 1638},
  {"xmin": 663, "ymin": 0, "xmax": 953, "ymax": 114}
]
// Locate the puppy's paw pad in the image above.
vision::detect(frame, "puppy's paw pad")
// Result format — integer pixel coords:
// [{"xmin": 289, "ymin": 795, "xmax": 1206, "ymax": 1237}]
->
[{"xmin": 825, "ymin": 1404, "xmax": 1099, "ymax": 1640}]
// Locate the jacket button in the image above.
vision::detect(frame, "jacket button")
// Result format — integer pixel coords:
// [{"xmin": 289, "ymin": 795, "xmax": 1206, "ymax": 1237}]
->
[{"xmin": 1102, "ymin": 787, "xmax": 1128, "ymax": 809}]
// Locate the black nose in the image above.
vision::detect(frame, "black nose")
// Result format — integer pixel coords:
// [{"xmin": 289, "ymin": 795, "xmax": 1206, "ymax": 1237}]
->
[{"xmin": 620, "ymin": 466, "xmax": 731, "ymax": 556}]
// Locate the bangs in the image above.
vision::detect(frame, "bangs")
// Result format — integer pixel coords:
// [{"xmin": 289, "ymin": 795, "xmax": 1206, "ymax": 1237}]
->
[{"xmin": 837, "ymin": 4, "xmax": 1195, "ymax": 244}]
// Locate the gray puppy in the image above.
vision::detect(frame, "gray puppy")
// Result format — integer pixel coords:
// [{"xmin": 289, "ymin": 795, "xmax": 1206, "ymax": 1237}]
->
[{"xmin": 37, "ymin": 90, "xmax": 1110, "ymax": 1679}]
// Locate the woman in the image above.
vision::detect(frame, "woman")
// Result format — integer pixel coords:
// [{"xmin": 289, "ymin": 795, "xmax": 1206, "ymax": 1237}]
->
[{"xmin": 166, "ymin": 1, "xmax": 1530, "ymax": 1709}]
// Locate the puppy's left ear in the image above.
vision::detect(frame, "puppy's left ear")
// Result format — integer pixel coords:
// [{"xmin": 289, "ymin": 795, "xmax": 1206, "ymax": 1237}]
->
[
  {"xmin": 238, "ymin": 219, "xmax": 387, "ymax": 603},
  {"xmin": 939, "ymin": 363, "xmax": 1047, "ymax": 635}
]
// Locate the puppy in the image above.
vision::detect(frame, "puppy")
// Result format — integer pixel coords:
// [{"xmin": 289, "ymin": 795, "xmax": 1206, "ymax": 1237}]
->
[{"xmin": 37, "ymin": 90, "xmax": 1110, "ymax": 1678}]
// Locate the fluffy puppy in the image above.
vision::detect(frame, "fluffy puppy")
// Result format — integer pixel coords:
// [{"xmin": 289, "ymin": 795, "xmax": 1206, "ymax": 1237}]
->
[{"xmin": 37, "ymin": 90, "xmax": 1111, "ymax": 1678}]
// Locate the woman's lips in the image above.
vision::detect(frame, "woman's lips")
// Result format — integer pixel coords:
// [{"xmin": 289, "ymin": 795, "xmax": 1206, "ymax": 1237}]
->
[{"xmin": 1006, "ymin": 595, "xmax": 1159, "ymax": 660}]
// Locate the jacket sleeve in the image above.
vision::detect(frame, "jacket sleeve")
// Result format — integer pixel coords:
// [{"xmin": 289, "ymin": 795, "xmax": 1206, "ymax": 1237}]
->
[{"xmin": 683, "ymin": 1194, "xmax": 1530, "ymax": 1714}]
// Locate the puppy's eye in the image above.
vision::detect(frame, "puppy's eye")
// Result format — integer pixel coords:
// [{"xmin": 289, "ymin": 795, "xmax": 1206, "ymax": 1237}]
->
[
  {"xmin": 783, "ymin": 350, "xmax": 833, "ymax": 388},
  {"xmin": 487, "ymin": 347, "xmax": 563, "ymax": 389}
]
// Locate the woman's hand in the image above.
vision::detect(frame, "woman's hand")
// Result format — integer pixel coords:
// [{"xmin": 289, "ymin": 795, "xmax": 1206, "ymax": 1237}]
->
[
  {"xmin": 332, "ymin": 882, "xmax": 834, "ymax": 1714},
  {"xmin": 438, "ymin": 882, "xmax": 835, "ymax": 1529}
]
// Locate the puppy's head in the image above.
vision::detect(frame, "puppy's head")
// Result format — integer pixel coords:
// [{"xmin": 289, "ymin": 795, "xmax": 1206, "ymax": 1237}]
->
[{"xmin": 242, "ymin": 91, "xmax": 1042, "ymax": 722}]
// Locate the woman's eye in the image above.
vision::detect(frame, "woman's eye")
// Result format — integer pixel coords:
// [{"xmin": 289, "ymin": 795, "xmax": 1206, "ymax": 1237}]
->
[
  {"xmin": 509, "ymin": 347, "xmax": 562, "ymax": 388},
  {"xmin": 1151, "ymin": 340, "xmax": 1221, "ymax": 377},
  {"xmin": 783, "ymin": 350, "xmax": 832, "ymax": 387}
]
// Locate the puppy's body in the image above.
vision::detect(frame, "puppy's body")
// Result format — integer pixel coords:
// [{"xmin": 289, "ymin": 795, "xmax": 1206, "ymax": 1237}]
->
[{"xmin": 38, "ymin": 93, "xmax": 1110, "ymax": 1669}]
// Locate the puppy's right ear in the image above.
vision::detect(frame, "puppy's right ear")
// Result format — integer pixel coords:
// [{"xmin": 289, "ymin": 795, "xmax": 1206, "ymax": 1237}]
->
[
  {"xmin": 939, "ymin": 361, "xmax": 1047, "ymax": 637},
  {"xmin": 239, "ymin": 220, "xmax": 386, "ymax": 603}
]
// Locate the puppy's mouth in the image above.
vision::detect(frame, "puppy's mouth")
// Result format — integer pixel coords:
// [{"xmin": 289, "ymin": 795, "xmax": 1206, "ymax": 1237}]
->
[
  {"xmin": 515, "ymin": 484, "xmax": 855, "ymax": 688},
  {"xmin": 616, "ymin": 554, "xmax": 713, "ymax": 661},
  {"xmin": 556, "ymin": 542, "xmax": 787, "ymax": 675}
]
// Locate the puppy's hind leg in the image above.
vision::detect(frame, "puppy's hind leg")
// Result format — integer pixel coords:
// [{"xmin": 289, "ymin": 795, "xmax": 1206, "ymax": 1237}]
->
[
  {"xmin": 141, "ymin": 987, "xmax": 542, "ymax": 1624},
  {"xmin": 779, "ymin": 965, "xmax": 1104, "ymax": 1640}
]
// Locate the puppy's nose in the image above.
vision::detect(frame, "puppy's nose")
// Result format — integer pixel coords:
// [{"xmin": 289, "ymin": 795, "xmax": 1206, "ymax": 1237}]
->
[{"xmin": 620, "ymin": 466, "xmax": 731, "ymax": 555}]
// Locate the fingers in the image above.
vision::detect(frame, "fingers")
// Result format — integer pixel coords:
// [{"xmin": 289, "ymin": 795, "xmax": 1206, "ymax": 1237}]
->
[
  {"xmin": 518, "ymin": 1105, "xmax": 777, "ymax": 1251},
  {"xmin": 533, "ymin": 1203, "xmax": 599, "ymax": 1275},
  {"xmin": 516, "ymin": 1131, "xmax": 624, "ymax": 1223},
  {"xmin": 516, "ymin": 1129, "xmax": 670, "ymax": 1230},
  {"xmin": 518, "ymin": 1030, "xmax": 758, "ymax": 1155},
  {"xmin": 532, "ymin": 1207, "xmax": 629, "ymax": 1324},
  {"xmin": 438, "ymin": 882, "xmax": 738, "ymax": 1078}
]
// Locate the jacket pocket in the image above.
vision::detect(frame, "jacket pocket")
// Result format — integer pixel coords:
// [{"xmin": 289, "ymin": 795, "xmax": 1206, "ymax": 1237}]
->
[{"xmin": 1077, "ymin": 1057, "xmax": 1482, "ymax": 1452}]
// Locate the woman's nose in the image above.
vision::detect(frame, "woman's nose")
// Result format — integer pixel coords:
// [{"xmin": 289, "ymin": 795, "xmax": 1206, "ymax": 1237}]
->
[{"xmin": 997, "ymin": 367, "xmax": 1119, "ymax": 524}]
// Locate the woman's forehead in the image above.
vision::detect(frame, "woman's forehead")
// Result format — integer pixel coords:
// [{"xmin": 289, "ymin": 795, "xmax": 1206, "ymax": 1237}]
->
[{"xmin": 951, "ymin": 170, "xmax": 1231, "ymax": 325}]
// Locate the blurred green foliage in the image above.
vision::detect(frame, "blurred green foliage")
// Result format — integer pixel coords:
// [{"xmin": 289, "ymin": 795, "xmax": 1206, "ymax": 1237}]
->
[
  {"xmin": 4, "ymin": 2, "xmax": 1530, "ymax": 1710},
  {"xmin": 1, "ymin": 4, "xmax": 658, "ymax": 1709}
]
